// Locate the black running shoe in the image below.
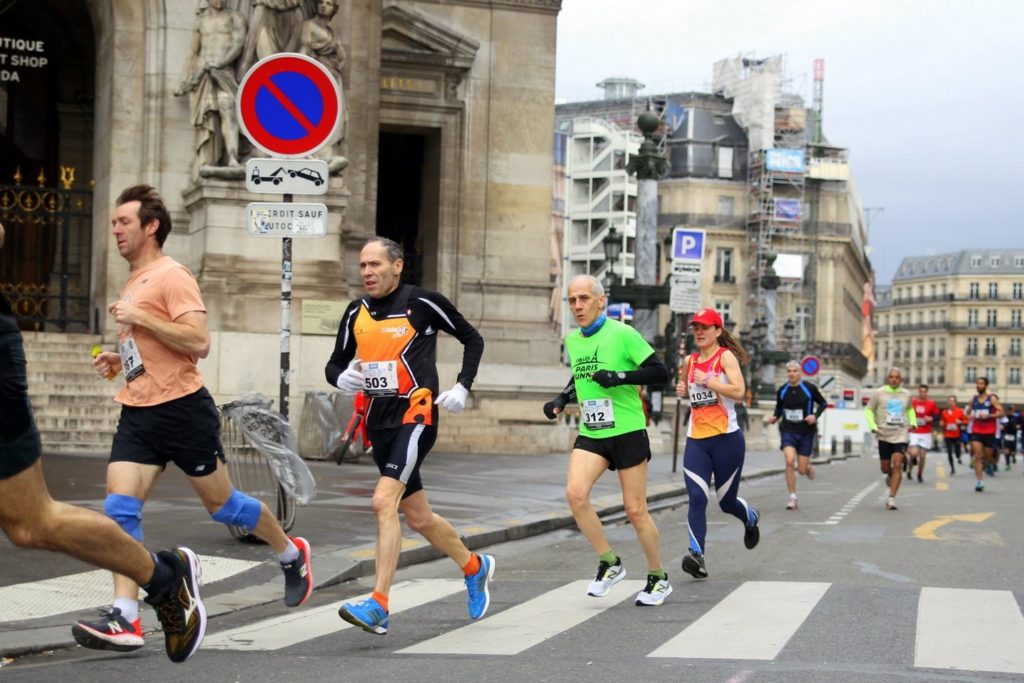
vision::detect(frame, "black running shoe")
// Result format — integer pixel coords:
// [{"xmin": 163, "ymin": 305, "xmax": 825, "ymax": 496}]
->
[
  {"xmin": 744, "ymin": 506, "xmax": 760, "ymax": 550},
  {"xmin": 71, "ymin": 607, "xmax": 144, "ymax": 652},
  {"xmin": 281, "ymin": 536, "xmax": 313, "ymax": 607},
  {"xmin": 144, "ymin": 547, "xmax": 206, "ymax": 664},
  {"xmin": 681, "ymin": 550, "xmax": 708, "ymax": 579}
]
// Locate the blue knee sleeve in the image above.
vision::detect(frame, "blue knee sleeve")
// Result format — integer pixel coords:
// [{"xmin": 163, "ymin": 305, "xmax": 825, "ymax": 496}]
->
[
  {"xmin": 212, "ymin": 489, "xmax": 261, "ymax": 531},
  {"xmin": 105, "ymin": 494, "xmax": 144, "ymax": 541}
]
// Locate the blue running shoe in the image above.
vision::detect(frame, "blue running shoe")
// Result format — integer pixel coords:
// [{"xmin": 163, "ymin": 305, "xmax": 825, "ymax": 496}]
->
[
  {"xmin": 338, "ymin": 597, "xmax": 389, "ymax": 635},
  {"xmin": 744, "ymin": 506, "xmax": 760, "ymax": 550},
  {"xmin": 465, "ymin": 554, "xmax": 495, "ymax": 619}
]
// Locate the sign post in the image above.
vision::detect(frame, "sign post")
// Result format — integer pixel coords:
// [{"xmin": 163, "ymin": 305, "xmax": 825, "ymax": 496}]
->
[
  {"xmin": 237, "ymin": 53, "xmax": 342, "ymax": 419},
  {"xmin": 668, "ymin": 226, "xmax": 706, "ymax": 472}
]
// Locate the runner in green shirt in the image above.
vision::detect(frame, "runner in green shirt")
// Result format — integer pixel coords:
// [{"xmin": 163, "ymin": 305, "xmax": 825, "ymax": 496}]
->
[{"xmin": 542, "ymin": 275, "xmax": 671, "ymax": 607}]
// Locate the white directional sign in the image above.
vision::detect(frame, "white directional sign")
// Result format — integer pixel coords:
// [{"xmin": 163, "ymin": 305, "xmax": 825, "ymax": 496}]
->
[
  {"xmin": 670, "ymin": 272, "xmax": 702, "ymax": 313},
  {"xmin": 245, "ymin": 158, "xmax": 329, "ymax": 195},
  {"xmin": 246, "ymin": 202, "xmax": 328, "ymax": 238}
]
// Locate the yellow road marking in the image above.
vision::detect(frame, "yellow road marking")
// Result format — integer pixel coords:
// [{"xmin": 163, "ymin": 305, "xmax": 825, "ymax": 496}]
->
[{"xmin": 914, "ymin": 512, "xmax": 995, "ymax": 540}]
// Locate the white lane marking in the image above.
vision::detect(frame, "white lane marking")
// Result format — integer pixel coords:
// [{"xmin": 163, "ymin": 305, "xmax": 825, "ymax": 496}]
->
[
  {"xmin": 399, "ymin": 579, "xmax": 645, "ymax": 655},
  {"xmin": 204, "ymin": 579, "xmax": 464, "ymax": 651},
  {"xmin": 826, "ymin": 480, "xmax": 878, "ymax": 524},
  {"xmin": 0, "ymin": 555, "xmax": 260, "ymax": 623},
  {"xmin": 916, "ymin": 587, "xmax": 1024, "ymax": 674},
  {"xmin": 648, "ymin": 581, "xmax": 830, "ymax": 660}
]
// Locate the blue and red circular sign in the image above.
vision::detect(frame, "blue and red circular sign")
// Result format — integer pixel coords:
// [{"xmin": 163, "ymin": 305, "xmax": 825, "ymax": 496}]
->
[
  {"xmin": 800, "ymin": 355, "xmax": 821, "ymax": 376},
  {"xmin": 237, "ymin": 53, "xmax": 342, "ymax": 158}
]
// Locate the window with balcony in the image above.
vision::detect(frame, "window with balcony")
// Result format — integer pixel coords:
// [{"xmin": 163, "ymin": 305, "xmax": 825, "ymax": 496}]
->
[
  {"xmin": 915, "ymin": 339, "xmax": 923, "ymax": 358},
  {"xmin": 1015, "ymin": 283, "xmax": 1023, "ymax": 300},
  {"xmin": 930, "ymin": 284, "xmax": 937, "ymax": 299},
  {"xmin": 984, "ymin": 337, "xmax": 997, "ymax": 356},
  {"xmin": 938, "ymin": 339, "xmax": 946, "ymax": 357},
  {"xmin": 966, "ymin": 337, "xmax": 978, "ymax": 356},
  {"xmin": 894, "ymin": 341, "xmax": 902, "ymax": 359},
  {"xmin": 969, "ymin": 282, "xmax": 980, "ymax": 299},
  {"xmin": 1011, "ymin": 368, "xmax": 1022, "ymax": 385},
  {"xmin": 938, "ymin": 368, "xmax": 946, "ymax": 384},
  {"xmin": 985, "ymin": 367, "xmax": 997, "ymax": 382},
  {"xmin": 927, "ymin": 369, "xmax": 935, "ymax": 384},
  {"xmin": 917, "ymin": 311, "xmax": 924, "ymax": 324},
  {"xmin": 968, "ymin": 309, "xmax": 979, "ymax": 328},
  {"xmin": 917, "ymin": 285, "xmax": 924, "ymax": 299},
  {"xmin": 896, "ymin": 313, "xmax": 903, "ymax": 327},
  {"xmin": 987, "ymin": 309, "xmax": 998, "ymax": 326},
  {"xmin": 929, "ymin": 310, "xmax": 936, "ymax": 324},
  {"xmin": 715, "ymin": 248, "xmax": 734, "ymax": 282},
  {"xmin": 714, "ymin": 301, "xmax": 733, "ymax": 325},
  {"xmin": 928, "ymin": 339, "xmax": 935, "ymax": 358},
  {"xmin": 1011, "ymin": 338, "xmax": 1021, "ymax": 357},
  {"xmin": 989, "ymin": 282, "xmax": 999, "ymax": 298},
  {"xmin": 882, "ymin": 341, "xmax": 889, "ymax": 360},
  {"xmin": 1013, "ymin": 310, "xmax": 1022, "ymax": 329},
  {"xmin": 965, "ymin": 366, "xmax": 977, "ymax": 383}
]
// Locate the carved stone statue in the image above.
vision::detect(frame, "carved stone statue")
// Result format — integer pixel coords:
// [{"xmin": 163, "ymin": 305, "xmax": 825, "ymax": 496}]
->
[
  {"xmin": 238, "ymin": 0, "xmax": 307, "ymax": 77},
  {"xmin": 299, "ymin": 0, "xmax": 347, "ymax": 158},
  {"xmin": 174, "ymin": 0, "xmax": 247, "ymax": 175}
]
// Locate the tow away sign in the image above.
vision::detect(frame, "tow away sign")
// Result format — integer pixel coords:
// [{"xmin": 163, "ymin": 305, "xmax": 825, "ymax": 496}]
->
[
  {"xmin": 245, "ymin": 158, "xmax": 329, "ymax": 195},
  {"xmin": 246, "ymin": 202, "xmax": 328, "ymax": 237}
]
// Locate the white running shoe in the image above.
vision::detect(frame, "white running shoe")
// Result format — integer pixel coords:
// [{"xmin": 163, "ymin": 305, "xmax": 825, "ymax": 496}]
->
[
  {"xmin": 886, "ymin": 496, "xmax": 898, "ymax": 510},
  {"xmin": 635, "ymin": 574, "xmax": 673, "ymax": 606},
  {"xmin": 786, "ymin": 496, "xmax": 798, "ymax": 510},
  {"xmin": 586, "ymin": 558, "xmax": 626, "ymax": 597}
]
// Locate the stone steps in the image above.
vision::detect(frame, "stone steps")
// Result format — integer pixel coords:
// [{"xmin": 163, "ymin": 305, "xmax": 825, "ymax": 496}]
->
[{"xmin": 23, "ymin": 332, "xmax": 120, "ymax": 454}]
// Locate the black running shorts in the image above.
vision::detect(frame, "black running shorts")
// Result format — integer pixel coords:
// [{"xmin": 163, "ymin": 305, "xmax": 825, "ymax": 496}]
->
[
  {"xmin": 573, "ymin": 428, "xmax": 652, "ymax": 471},
  {"xmin": 110, "ymin": 387, "xmax": 225, "ymax": 477},
  {"xmin": 367, "ymin": 423, "xmax": 437, "ymax": 498},
  {"xmin": 878, "ymin": 440, "xmax": 908, "ymax": 461},
  {"xmin": 0, "ymin": 331, "xmax": 42, "ymax": 480},
  {"xmin": 969, "ymin": 433, "xmax": 997, "ymax": 449}
]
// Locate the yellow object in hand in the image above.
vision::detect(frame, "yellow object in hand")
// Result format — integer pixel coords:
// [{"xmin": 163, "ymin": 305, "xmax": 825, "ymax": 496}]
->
[{"xmin": 91, "ymin": 344, "xmax": 116, "ymax": 380}]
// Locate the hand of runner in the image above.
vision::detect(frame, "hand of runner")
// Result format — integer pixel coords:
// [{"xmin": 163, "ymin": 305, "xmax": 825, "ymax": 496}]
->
[
  {"xmin": 436, "ymin": 382, "xmax": 468, "ymax": 413},
  {"xmin": 543, "ymin": 395, "xmax": 566, "ymax": 419},
  {"xmin": 335, "ymin": 358, "xmax": 364, "ymax": 394},
  {"xmin": 591, "ymin": 370, "xmax": 626, "ymax": 388}
]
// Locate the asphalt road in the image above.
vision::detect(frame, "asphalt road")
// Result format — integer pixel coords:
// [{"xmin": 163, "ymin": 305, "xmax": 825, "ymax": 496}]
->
[{"xmin": 4, "ymin": 451, "xmax": 1023, "ymax": 682}]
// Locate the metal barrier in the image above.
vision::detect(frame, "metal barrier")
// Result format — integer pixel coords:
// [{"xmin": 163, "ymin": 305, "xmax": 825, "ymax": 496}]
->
[{"xmin": 220, "ymin": 408, "xmax": 296, "ymax": 542}]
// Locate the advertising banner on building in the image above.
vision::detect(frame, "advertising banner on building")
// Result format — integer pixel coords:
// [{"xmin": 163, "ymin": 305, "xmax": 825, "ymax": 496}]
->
[
  {"xmin": 765, "ymin": 148, "xmax": 805, "ymax": 173},
  {"xmin": 774, "ymin": 198, "xmax": 801, "ymax": 221}
]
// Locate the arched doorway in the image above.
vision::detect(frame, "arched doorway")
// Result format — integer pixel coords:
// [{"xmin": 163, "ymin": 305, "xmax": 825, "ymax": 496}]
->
[{"xmin": 0, "ymin": 0, "xmax": 95, "ymax": 331}]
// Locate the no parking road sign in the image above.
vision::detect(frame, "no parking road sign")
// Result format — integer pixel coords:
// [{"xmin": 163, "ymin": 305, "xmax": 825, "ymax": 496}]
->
[
  {"xmin": 237, "ymin": 53, "xmax": 342, "ymax": 158},
  {"xmin": 801, "ymin": 355, "xmax": 821, "ymax": 376}
]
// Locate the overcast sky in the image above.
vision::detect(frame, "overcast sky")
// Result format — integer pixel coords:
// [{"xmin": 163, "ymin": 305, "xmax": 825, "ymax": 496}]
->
[{"xmin": 555, "ymin": 0, "xmax": 1023, "ymax": 285}]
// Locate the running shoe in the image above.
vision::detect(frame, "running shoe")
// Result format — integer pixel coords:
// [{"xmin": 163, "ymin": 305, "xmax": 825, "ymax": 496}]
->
[
  {"xmin": 681, "ymin": 550, "xmax": 708, "ymax": 579},
  {"xmin": 975, "ymin": 480, "xmax": 985, "ymax": 492},
  {"xmin": 281, "ymin": 536, "xmax": 313, "ymax": 607},
  {"xmin": 744, "ymin": 506, "xmax": 760, "ymax": 549},
  {"xmin": 338, "ymin": 597, "xmax": 389, "ymax": 635},
  {"xmin": 635, "ymin": 574, "xmax": 673, "ymax": 606},
  {"xmin": 586, "ymin": 557, "xmax": 626, "ymax": 596},
  {"xmin": 786, "ymin": 496, "xmax": 798, "ymax": 511},
  {"xmin": 71, "ymin": 607, "xmax": 144, "ymax": 652},
  {"xmin": 806, "ymin": 464, "xmax": 817, "ymax": 481},
  {"xmin": 144, "ymin": 547, "xmax": 206, "ymax": 664},
  {"xmin": 886, "ymin": 496, "xmax": 898, "ymax": 510},
  {"xmin": 917, "ymin": 473, "xmax": 924, "ymax": 483},
  {"xmin": 465, "ymin": 553, "xmax": 495, "ymax": 619}
]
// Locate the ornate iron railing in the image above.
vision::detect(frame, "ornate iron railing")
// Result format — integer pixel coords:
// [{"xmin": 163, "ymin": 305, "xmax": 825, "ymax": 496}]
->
[{"xmin": 0, "ymin": 166, "xmax": 93, "ymax": 331}]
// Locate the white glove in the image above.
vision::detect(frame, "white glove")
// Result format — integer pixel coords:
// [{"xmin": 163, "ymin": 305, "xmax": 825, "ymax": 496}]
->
[
  {"xmin": 335, "ymin": 358, "xmax": 364, "ymax": 394},
  {"xmin": 436, "ymin": 382, "xmax": 469, "ymax": 413}
]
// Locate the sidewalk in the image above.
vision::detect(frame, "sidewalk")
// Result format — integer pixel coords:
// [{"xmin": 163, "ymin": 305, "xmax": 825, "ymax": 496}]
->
[{"xmin": 0, "ymin": 437, "xmax": 818, "ymax": 657}]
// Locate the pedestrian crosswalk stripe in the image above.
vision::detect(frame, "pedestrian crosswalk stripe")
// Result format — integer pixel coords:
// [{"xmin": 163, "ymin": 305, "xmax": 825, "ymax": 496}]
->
[
  {"xmin": 204, "ymin": 579, "xmax": 464, "ymax": 651},
  {"xmin": 648, "ymin": 581, "xmax": 831, "ymax": 660},
  {"xmin": 399, "ymin": 579, "xmax": 645, "ymax": 656},
  {"xmin": 915, "ymin": 587, "xmax": 1024, "ymax": 674},
  {"xmin": 0, "ymin": 555, "xmax": 261, "ymax": 623}
]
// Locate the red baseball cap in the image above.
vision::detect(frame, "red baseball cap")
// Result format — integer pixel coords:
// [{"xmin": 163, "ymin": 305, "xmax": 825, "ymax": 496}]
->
[{"xmin": 690, "ymin": 308, "xmax": 722, "ymax": 327}]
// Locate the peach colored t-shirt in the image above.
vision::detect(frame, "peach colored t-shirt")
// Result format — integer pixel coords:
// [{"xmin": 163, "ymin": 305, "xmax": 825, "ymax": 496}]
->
[{"xmin": 115, "ymin": 256, "xmax": 206, "ymax": 407}]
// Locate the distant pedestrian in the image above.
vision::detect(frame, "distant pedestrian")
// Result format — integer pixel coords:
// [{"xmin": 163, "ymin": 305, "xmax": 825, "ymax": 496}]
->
[
  {"xmin": 965, "ymin": 376, "xmax": 1004, "ymax": 491},
  {"xmin": 940, "ymin": 396, "xmax": 966, "ymax": 474},
  {"xmin": 675, "ymin": 308, "xmax": 760, "ymax": 580},
  {"xmin": 909, "ymin": 384, "xmax": 940, "ymax": 483},
  {"xmin": 767, "ymin": 361, "xmax": 827, "ymax": 510}
]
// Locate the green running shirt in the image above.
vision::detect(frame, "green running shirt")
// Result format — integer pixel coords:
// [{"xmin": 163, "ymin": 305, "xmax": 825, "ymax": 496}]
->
[{"xmin": 565, "ymin": 318, "xmax": 654, "ymax": 439}]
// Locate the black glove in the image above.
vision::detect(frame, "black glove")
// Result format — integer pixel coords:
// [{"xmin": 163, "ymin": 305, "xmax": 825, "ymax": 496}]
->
[
  {"xmin": 543, "ymin": 394, "xmax": 568, "ymax": 419},
  {"xmin": 592, "ymin": 370, "xmax": 627, "ymax": 388}
]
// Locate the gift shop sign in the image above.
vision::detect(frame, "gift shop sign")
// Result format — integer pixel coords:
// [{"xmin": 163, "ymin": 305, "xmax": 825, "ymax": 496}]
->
[{"xmin": 0, "ymin": 36, "xmax": 49, "ymax": 83}]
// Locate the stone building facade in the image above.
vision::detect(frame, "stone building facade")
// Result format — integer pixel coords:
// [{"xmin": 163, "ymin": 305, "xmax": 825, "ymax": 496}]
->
[
  {"xmin": 874, "ymin": 250, "xmax": 1024, "ymax": 405},
  {"xmin": 2, "ymin": 0, "xmax": 568, "ymax": 453}
]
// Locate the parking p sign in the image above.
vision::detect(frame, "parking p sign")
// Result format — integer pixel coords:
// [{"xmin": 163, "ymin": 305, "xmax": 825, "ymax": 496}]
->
[{"xmin": 671, "ymin": 227, "xmax": 705, "ymax": 266}]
